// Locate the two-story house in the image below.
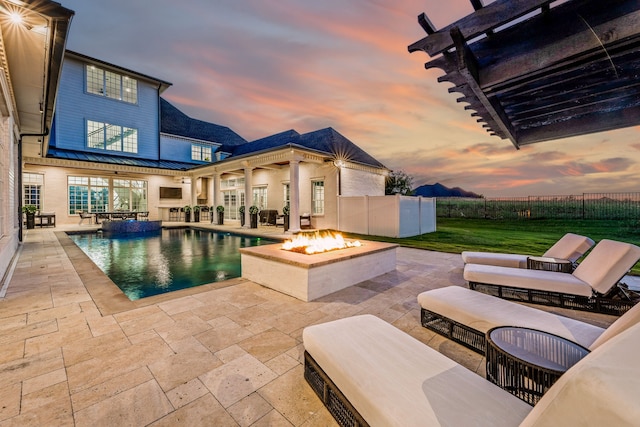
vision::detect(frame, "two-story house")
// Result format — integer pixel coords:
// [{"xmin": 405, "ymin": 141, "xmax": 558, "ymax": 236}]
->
[{"xmin": 23, "ymin": 50, "xmax": 389, "ymax": 232}]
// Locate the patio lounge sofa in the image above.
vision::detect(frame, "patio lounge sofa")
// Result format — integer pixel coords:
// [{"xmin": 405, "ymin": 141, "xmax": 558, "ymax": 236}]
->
[
  {"xmin": 461, "ymin": 232, "xmax": 594, "ymax": 270},
  {"xmin": 303, "ymin": 314, "xmax": 640, "ymax": 426},
  {"xmin": 417, "ymin": 286, "xmax": 640, "ymax": 354},
  {"xmin": 464, "ymin": 239, "xmax": 640, "ymax": 314}
]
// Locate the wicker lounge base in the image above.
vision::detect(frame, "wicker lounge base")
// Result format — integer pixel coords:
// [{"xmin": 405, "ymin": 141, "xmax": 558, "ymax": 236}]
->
[
  {"xmin": 421, "ymin": 308, "xmax": 486, "ymax": 353},
  {"xmin": 304, "ymin": 351, "xmax": 369, "ymax": 427},
  {"xmin": 469, "ymin": 282, "xmax": 637, "ymax": 316}
]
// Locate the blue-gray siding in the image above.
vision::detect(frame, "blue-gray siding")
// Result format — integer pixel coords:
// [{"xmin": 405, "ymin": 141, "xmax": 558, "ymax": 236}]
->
[{"xmin": 53, "ymin": 57, "xmax": 160, "ymax": 160}]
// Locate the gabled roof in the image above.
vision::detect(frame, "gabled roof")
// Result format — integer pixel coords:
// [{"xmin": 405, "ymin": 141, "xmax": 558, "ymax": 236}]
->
[
  {"xmin": 231, "ymin": 127, "xmax": 386, "ymax": 169},
  {"xmin": 66, "ymin": 51, "xmax": 172, "ymax": 93},
  {"xmin": 160, "ymin": 98, "xmax": 247, "ymax": 148},
  {"xmin": 408, "ymin": 0, "xmax": 640, "ymax": 148},
  {"xmin": 47, "ymin": 147, "xmax": 195, "ymax": 170}
]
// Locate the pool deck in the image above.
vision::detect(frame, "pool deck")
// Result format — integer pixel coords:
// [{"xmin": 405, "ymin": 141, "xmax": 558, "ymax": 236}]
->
[{"xmin": 0, "ymin": 224, "xmax": 617, "ymax": 426}]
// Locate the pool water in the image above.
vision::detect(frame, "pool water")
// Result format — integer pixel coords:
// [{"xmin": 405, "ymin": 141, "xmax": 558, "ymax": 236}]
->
[{"xmin": 69, "ymin": 228, "xmax": 277, "ymax": 300}]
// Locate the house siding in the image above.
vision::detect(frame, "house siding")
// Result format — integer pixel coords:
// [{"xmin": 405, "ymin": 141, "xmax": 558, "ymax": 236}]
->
[
  {"xmin": 53, "ymin": 57, "xmax": 160, "ymax": 160},
  {"xmin": 341, "ymin": 167, "xmax": 385, "ymax": 197},
  {"xmin": 160, "ymin": 134, "xmax": 215, "ymax": 165}
]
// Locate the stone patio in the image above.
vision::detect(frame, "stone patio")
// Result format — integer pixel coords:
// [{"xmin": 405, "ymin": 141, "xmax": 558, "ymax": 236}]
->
[{"xmin": 0, "ymin": 226, "xmax": 617, "ymax": 426}]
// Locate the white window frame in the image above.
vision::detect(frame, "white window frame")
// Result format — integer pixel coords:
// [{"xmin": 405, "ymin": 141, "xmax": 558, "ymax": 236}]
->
[
  {"xmin": 87, "ymin": 120, "xmax": 138, "ymax": 153},
  {"xmin": 86, "ymin": 64, "xmax": 138, "ymax": 104},
  {"xmin": 312, "ymin": 180, "xmax": 325, "ymax": 215}
]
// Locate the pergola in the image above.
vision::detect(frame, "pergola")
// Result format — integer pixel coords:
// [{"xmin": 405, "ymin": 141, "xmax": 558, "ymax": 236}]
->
[{"xmin": 408, "ymin": 0, "xmax": 640, "ymax": 149}]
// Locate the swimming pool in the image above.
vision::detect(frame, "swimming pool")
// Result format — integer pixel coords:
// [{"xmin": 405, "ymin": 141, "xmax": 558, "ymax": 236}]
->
[{"xmin": 68, "ymin": 228, "xmax": 277, "ymax": 300}]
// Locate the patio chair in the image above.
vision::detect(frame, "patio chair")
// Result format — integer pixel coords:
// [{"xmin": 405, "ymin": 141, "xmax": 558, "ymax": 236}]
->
[
  {"xmin": 169, "ymin": 207, "xmax": 180, "ymax": 221},
  {"xmin": 464, "ymin": 239, "xmax": 640, "ymax": 314},
  {"xmin": 300, "ymin": 213, "xmax": 311, "ymax": 229},
  {"xmin": 417, "ymin": 286, "xmax": 640, "ymax": 354},
  {"xmin": 78, "ymin": 211, "xmax": 93, "ymax": 225},
  {"xmin": 461, "ymin": 233, "xmax": 594, "ymax": 270}
]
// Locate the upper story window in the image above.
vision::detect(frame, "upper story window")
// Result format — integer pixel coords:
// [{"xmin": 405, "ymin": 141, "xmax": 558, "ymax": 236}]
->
[
  {"xmin": 86, "ymin": 64, "xmax": 138, "ymax": 104},
  {"xmin": 87, "ymin": 120, "xmax": 138, "ymax": 153},
  {"xmin": 191, "ymin": 144, "xmax": 212, "ymax": 161}
]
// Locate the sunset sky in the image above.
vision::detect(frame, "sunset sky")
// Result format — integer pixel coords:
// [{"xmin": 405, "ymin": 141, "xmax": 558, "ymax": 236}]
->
[{"xmin": 58, "ymin": 0, "xmax": 640, "ymax": 197}]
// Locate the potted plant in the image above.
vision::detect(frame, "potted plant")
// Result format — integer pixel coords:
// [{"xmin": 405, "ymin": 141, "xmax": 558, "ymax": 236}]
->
[
  {"xmin": 193, "ymin": 205, "xmax": 200, "ymax": 222},
  {"xmin": 183, "ymin": 205, "xmax": 191, "ymax": 222},
  {"xmin": 282, "ymin": 205, "xmax": 290, "ymax": 232},
  {"xmin": 239, "ymin": 205, "xmax": 245, "ymax": 227},
  {"xmin": 249, "ymin": 205, "xmax": 259, "ymax": 228},
  {"xmin": 22, "ymin": 205, "xmax": 37, "ymax": 229},
  {"xmin": 216, "ymin": 205, "xmax": 224, "ymax": 225}
]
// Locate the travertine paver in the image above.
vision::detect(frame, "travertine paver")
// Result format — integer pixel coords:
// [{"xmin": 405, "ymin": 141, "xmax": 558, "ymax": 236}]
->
[{"xmin": 0, "ymin": 226, "xmax": 617, "ymax": 426}]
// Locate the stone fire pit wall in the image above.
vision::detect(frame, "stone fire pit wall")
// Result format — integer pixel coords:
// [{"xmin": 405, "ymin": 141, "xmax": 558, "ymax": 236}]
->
[{"xmin": 239, "ymin": 240, "xmax": 398, "ymax": 301}]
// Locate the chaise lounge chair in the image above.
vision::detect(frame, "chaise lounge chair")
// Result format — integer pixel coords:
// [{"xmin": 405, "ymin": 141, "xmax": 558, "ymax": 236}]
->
[
  {"xmin": 303, "ymin": 313, "xmax": 640, "ymax": 426},
  {"xmin": 464, "ymin": 239, "xmax": 640, "ymax": 314},
  {"xmin": 461, "ymin": 232, "xmax": 594, "ymax": 270},
  {"xmin": 417, "ymin": 286, "xmax": 640, "ymax": 354}
]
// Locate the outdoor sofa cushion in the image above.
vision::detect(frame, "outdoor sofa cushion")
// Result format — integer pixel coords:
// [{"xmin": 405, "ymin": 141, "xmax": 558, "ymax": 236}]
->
[
  {"xmin": 461, "ymin": 233, "xmax": 594, "ymax": 268},
  {"xmin": 464, "ymin": 239, "xmax": 640, "ymax": 297},
  {"xmin": 418, "ymin": 286, "xmax": 605, "ymax": 349},
  {"xmin": 303, "ymin": 314, "xmax": 531, "ymax": 427}
]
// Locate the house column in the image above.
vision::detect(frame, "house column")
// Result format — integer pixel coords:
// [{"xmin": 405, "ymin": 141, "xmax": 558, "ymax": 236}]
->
[
  {"xmin": 212, "ymin": 173, "xmax": 220, "ymax": 208},
  {"xmin": 289, "ymin": 158, "xmax": 301, "ymax": 233},
  {"xmin": 211, "ymin": 173, "xmax": 220, "ymax": 223},
  {"xmin": 243, "ymin": 165, "xmax": 253, "ymax": 227},
  {"xmin": 190, "ymin": 176, "xmax": 198, "ymax": 207}
]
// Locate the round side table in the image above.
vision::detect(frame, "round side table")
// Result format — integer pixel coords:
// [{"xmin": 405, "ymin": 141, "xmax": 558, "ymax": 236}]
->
[
  {"xmin": 486, "ymin": 326, "xmax": 589, "ymax": 405},
  {"xmin": 527, "ymin": 256, "xmax": 573, "ymax": 273}
]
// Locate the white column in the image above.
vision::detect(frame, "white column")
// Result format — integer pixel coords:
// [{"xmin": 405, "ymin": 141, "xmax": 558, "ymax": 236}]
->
[
  {"xmin": 212, "ymin": 173, "xmax": 220, "ymax": 208},
  {"xmin": 243, "ymin": 166, "xmax": 253, "ymax": 227},
  {"xmin": 289, "ymin": 159, "xmax": 301, "ymax": 233},
  {"xmin": 190, "ymin": 176, "xmax": 197, "ymax": 206}
]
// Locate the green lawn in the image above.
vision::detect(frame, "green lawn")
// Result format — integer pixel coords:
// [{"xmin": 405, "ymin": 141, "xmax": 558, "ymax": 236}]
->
[{"xmin": 344, "ymin": 218, "xmax": 640, "ymax": 275}]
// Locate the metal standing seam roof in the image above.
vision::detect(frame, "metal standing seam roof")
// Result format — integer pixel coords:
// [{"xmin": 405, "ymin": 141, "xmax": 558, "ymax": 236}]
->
[
  {"xmin": 46, "ymin": 148, "xmax": 195, "ymax": 170},
  {"xmin": 408, "ymin": 0, "xmax": 640, "ymax": 149}
]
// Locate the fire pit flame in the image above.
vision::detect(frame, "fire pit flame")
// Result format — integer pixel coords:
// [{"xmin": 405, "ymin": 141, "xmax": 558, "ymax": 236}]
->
[{"xmin": 282, "ymin": 230, "xmax": 361, "ymax": 254}]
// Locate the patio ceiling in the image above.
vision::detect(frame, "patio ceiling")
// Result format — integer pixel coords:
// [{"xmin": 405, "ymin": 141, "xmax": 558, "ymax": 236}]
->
[
  {"xmin": 408, "ymin": 0, "xmax": 640, "ymax": 149},
  {"xmin": 0, "ymin": 0, "xmax": 73, "ymax": 147}
]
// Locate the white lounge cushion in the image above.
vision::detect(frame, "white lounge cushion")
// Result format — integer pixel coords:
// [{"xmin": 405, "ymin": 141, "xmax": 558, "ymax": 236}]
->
[
  {"xmin": 303, "ymin": 314, "xmax": 531, "ymax": 427},
  {"xmin": 543, "ymin": 233, "xmax": 595, "ymax": 262},
  {"xmin": 571, "ymin": 239, "xmax": 640, "ymax": 295},
  {"xmin": 464, "ymin": 264, "xmax": 594, "ymax": 297},
  {"xmin": 461, "ymin": 252, "xmax": 528, "ymax": 268},
  {"xmin": 417, "ymin": 286, "xmax": 604, "ymax": 348},
  {"xmin": 461, "ymin": 233, "xmax": 594, "ymax": 268},
  {"xmin": 521, "ymin": 322, "xmax": 640, "ymax": 427}
]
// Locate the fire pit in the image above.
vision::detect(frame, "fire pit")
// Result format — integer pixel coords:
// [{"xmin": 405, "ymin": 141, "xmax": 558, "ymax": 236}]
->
[
  {"xmin": 240, "ymin": 231, "xmax": 397, "ymax": 301},
  {"xmin": 281, "ymin": 230, "xmax": 361, "ymax": 254}
]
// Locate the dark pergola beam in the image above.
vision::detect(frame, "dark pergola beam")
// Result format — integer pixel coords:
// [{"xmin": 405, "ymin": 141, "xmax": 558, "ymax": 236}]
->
[
  {"xmin": 517, "ymin": 104, "xmax": 640, "ymax": 145},
  {"xmin": 408, "ymin": 0, "xmax": 555, "ymax": 55},
  {"xmin": 476, "ymin": 2, "xmax": 640, "ymax": 90},
  {"xmin": 450, "ymin": 27, "xmax": 519, "ymax": 147}
]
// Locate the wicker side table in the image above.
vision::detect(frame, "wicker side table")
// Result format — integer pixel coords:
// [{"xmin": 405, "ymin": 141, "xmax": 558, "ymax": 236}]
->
[
  {"xmin": 486, "ymin": 327, "xmax": 589, "ymax": 405},
  {"xmin": 527, "ymin": 256, "xmax": 573, "ymax": 273}
]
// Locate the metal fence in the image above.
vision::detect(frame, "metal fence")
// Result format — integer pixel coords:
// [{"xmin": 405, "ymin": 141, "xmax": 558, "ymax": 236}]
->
[{"xmin": 436, "ymin": 193, "xmax": 640, "ymax": 220}]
